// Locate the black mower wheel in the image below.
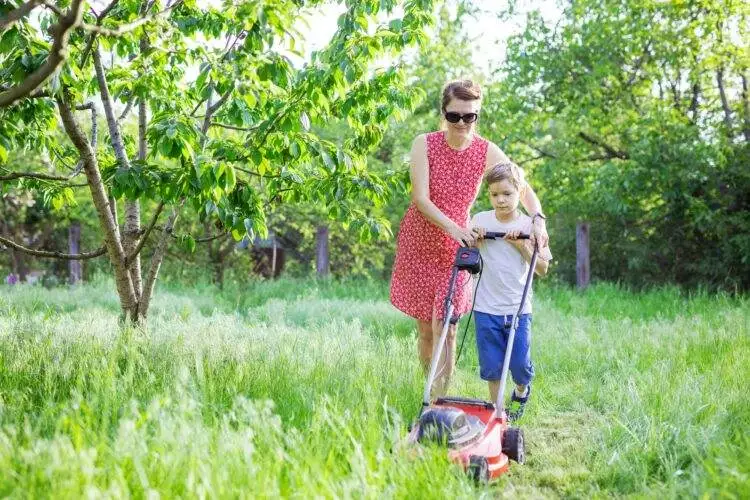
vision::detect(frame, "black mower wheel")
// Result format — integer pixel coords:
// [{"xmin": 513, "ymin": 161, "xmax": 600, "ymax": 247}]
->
[
  {"xmin": 502, "ymin": 427, "xmax": 525, "ymax": 464},
  {"xmin": 467, "ymin": 455, "xmax": 490, "ymax": 484}
]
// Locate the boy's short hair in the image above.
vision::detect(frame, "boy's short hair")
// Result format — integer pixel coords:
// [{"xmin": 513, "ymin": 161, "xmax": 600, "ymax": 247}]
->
[{"xmin": 484, "ymin": 162, "xmax": 525, "ymax": 191}]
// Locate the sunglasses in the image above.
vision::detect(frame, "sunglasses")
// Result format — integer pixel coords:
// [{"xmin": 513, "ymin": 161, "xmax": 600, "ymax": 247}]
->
[{"xmin": 444, "ymin": 111, "xmax": 479, "ymax": 124}]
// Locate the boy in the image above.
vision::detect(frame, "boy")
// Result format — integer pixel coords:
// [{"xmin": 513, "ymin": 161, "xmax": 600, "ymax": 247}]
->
[{"xmin": 471, "ymin": 162, "xmax": 551, "ymax": 420}]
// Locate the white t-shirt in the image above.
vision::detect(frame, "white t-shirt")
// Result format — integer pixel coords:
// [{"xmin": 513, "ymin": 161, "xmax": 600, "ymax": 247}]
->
[{"xmin": 470, "ymin": 210, "xmax": 534, "ymax": 316}]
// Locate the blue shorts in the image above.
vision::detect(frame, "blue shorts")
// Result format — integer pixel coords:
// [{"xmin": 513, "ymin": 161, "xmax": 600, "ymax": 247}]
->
[{"xmin": 474, "ymin": 311, "xmax": 535, "ymax": 384}]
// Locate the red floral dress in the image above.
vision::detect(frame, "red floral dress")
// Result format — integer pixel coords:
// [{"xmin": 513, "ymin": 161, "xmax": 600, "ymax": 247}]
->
[{"xmin": 390, "ymin": 131, "xmax": 488, "ymax": 322}]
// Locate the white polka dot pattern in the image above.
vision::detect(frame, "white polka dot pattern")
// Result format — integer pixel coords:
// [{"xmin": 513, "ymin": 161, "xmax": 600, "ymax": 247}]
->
[{"xmin": 390, "ymin": 131, "xmax": 488, "ymax": 322}]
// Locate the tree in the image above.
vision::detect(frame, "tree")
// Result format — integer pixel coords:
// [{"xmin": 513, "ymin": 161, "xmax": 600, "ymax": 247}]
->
[
  {"xmin": 482, "ymin": 0, "xmax": 750, "ymax": 289},
  {"xmin": 0, "ymin": 0, "xmax": 436, "ymax": 321}
]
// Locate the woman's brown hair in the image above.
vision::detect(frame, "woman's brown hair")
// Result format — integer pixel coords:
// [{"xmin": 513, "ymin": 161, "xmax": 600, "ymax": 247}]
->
[{"xmin": 441, "ymin": 79, "xmax": 482, "ymax": 111}]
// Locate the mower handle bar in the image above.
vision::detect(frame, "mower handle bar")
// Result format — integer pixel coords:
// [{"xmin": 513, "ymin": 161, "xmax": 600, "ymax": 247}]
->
[{"xmin": 482, "ymin": 232, "xmax": 530, "ymax": 240}]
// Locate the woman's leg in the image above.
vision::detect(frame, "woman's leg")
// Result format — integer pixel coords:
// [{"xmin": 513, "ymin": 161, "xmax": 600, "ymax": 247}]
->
[
  {"xmin": 417, "ymin": 319, "xmax": 433, "ymax": 372},
  {"xmin": 430, "ymin": 309, "xmax": 457, "ymax": 397}
]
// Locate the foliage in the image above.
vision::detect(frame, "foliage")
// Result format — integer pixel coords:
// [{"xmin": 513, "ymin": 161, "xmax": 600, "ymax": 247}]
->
[
  {"xmin": 481, "ymin": 0, "xmax": 750, "ymax": 290},
  {"xmin": 269, "ymin": 1, "xmax": 481, "ymax": 280},
  {"xmin": 0, "ymin": 0, "xmax": 437, "ymax": 318}
]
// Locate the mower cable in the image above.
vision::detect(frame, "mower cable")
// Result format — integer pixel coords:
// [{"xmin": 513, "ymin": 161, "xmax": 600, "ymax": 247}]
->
[{"xmin": 456, "ymin": 257, "xmax": 483, "ymax": 365}]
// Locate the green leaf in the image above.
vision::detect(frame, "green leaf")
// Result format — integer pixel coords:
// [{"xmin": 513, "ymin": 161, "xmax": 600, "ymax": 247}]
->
[
  {"xmin": 320, "ymin": 151, "xmax": 334, "ymax": 171},
  {"xmin": 225, "ymin": 165, "xmax": 236, "ymax": 190},
  {"xmin": 258, "ymin": 158, "xmax": 269, "ymax": 176},
  {"xmin": 300, "ymin": 112, "xmax": 311, "ymax": 131},
  {"xmin": 184, "ymin": 234, "xmax": 196, "ymax": 254},
  {"xmin": 289, "ymin": 141, "xmax": 300, "ymax": 158}
]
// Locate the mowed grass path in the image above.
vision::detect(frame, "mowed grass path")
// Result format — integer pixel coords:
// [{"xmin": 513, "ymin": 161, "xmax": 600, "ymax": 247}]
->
[{"xmin": 0, "ymin": 279, "xmax": 747, "ymax": 498}]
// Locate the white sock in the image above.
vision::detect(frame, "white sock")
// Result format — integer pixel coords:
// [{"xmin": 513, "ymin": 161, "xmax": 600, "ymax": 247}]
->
[{"xmin": 514, "ymin": 387, "xmax": 528, "ymax": 398}]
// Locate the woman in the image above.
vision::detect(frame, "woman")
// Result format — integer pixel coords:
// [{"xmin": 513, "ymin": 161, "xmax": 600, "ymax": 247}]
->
[{"xmin": 390, "ymin": 79, "xmax": 548, "ymax": 396}]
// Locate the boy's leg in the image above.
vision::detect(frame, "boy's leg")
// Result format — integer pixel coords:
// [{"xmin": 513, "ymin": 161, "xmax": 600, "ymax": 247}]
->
[
  {"xmin": 508, "ymin": 314, "xmax": 535, "ymax": 420},
  {"xmin": 488, "ymin": 380, "xmax": 500, "ymax": 403},
  {"xmin": 474, "ymin": 311, "xmax": 506, "ymax": 403}
]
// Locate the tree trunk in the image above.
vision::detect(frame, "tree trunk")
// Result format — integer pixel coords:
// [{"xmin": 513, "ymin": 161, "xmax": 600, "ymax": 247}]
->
[
  {"xmin": 93, "ymin": 47, "xmax": 143, "ymax": 302},
  {"xmin": 11, "ymin": 248, "xmax": 28, "ymax": 282},
  {"xmin": 688, "ymin": 82, "xmax": 700, "ymax": 123},
  {"xmin": 717, "ymin": 67, "xmax": 733, "ymax": 131},
  {"xmin": 57, "ymin": 98, "xmax": 138, "ymax": 320},
  {"xmin": 576, "ymin": 222, "xmax": 590, "ymax": 290},
  {"xmin": 316, "ymin": 225, "xmax": 329, "ymax": 277},
  {"xmin": 742, "ymin": 72, "xmax": 750, "ymax": 143},
  {"xmin": 214, "ymin": 260, "xmax": 225, "ymax": 289},
  {"xmin": 68, "ymin": 221, "xmax": 82, "ymax": 284}
]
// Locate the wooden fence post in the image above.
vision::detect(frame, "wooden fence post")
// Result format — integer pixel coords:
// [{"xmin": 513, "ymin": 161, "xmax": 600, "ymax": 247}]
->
[
  {"xmin": 69, "ymin": 221, "xmax": 82, "ymax": 284},
  {"xmin": 576, "ymin": 221, "xmax": 590, "ymax": 290},
  {"xmin": 316, "ymin": 225, "xmax": 329, "ymax": 277}
]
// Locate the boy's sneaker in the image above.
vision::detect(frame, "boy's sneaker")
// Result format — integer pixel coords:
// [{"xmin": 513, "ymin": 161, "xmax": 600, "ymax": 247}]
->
[{"xmin": 508, "ymin": 385, "xmax": 531, "ymax": 422}]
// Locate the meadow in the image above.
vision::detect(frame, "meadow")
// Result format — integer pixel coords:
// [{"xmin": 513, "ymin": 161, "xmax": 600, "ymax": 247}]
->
[{"xmin": 0, "ymin": 278, "xmax": 747, "ymax": 498}]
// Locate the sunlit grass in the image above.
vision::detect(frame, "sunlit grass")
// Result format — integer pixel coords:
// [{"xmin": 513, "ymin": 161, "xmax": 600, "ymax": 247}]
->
[{"xmin": 0, "ymin": 280, "xmax": 747, "ymax": 497}]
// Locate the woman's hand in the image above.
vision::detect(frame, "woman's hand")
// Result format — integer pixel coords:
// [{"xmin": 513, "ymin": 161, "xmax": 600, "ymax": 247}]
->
[
  {"xmin": 470, "ymin": 226, "xmax": 486, "ymax": 247},
  {"xmin": 449, "ymin": 225, "xmax": 482, "ymax": 247},
  {"xmin": 531, "ymin": 217, "xmax": 549, "ymax": 248}
]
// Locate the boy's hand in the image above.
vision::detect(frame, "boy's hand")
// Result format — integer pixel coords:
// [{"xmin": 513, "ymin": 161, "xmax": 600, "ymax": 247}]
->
[{"xmin": 504, "ymin": 230, "xmax": 531, "ymax": 252}]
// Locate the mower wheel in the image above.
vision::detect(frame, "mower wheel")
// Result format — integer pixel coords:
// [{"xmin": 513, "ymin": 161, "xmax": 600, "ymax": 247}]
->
[
  {"xmin": 467, "ymin": 455, "xmax": 489, "ymax": 484},
  {"xmin": 502, "ymin": 427, "xmax": 525, "ymax": 464}
]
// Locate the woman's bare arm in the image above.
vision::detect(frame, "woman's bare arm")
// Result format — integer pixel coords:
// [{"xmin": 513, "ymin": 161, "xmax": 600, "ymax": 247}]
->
[{"xmin": 410, "ymin": 134, "xmax": 477, "ymax": 245}]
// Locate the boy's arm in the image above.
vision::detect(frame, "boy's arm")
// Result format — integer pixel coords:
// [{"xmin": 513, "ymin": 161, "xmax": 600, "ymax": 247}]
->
[
  {"xmin": 514, "ymin": 242, "xmax": 549, "ymax": 276},
  {"xmin": 506, "ymin": 234, "xmax": 550, "ymax": 276}
]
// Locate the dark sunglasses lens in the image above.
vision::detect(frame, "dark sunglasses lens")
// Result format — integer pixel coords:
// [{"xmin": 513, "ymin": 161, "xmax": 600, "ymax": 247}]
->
[
  {"xmin": 464, "ymin": 113, "xmax": 478, "ymax": 123},
  {"xmin": 444, "ymin": 112, "xmax": 461, "ymax": 123}
]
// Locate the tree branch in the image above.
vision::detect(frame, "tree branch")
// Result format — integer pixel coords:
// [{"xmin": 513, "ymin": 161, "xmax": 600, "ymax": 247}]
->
[
  {"xmin": 0, "ymin": 0, "xmax": 43, "ymax": 33},
  {"xmin": 154, "ymin": 226, "xmax": 230, "ymax": 243},
  {"xmin": 96, "ymin": 0, "xmax": 121, "ymax": 20},
  {"xmin": 0, "ymin": 234, "xmax": 106, "ymax": 260},
  {"xmin": 78, "ymin": 0, "xmax": 183, "ymax": 37},
  {"xmin": 201, "ymin": 85, "xmax": 234, "ymax": 137},
  {"xmin": 517, "ymin": 139, "xmax": 558, "ymax": 160},
  {"xmin": 0, "ymin": 85, "xmax": 51, "ymax": 98},
  {"xmin": 79, "ymin": 0, "xmax": 121, "ymax": 67},
  {"xmin": 578, "ymin": 132, "xmax": 629, "ymax": 160},
  {"xmin": 516, "ymin": 154, "xmax": 547, "ymax": 166},
  {"xmin": 0, "ymin": 169, "xmax": 72, "ymax": 181},
  {"xmin": 235, "ymin": 166, "xmax": 280, "ymax": 178},
  {"xmin": 0, "ymin": 0, "xmax": 85, "ymax": 108},
  {"xmin": 117, "ymin": 95, "xmax": 135, "ymax": 123},
  {"xmin": 40, "ymin": 1, "xmax": 64, "ymax": 16},
  {"xmin": 140, "ymin": 202, "xmax": 181, "ymax": 318},
  {"xmin": 210, "ymin": 121, "xmax": 260, "ymax": 132},
  {"xmin": 126, "ymin": 201, "xmax": 163, "ymax": 265}
]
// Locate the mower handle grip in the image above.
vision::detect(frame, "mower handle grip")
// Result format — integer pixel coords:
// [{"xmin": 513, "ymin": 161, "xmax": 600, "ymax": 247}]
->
[{"xmin": 483, "ymin": 232, "xmax": 531, "ymax": 240}]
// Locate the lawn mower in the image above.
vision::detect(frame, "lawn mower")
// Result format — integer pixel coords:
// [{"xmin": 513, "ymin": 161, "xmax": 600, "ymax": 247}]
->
[{"xmin": 407, "ymin": 232, "xmax": 539, "ymax": 483}]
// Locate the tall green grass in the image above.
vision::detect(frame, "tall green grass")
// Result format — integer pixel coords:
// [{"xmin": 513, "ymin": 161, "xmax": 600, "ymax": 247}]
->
[{"xmin": 0, "ymin": 280, "xmax": 747, "ymax": 498}]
